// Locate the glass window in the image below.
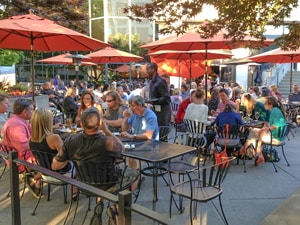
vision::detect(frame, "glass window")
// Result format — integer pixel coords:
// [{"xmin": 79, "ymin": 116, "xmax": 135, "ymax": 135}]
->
[
  {"xmin": 91, "ymin": 19, "xmax": 105, "ymax": 41},
  {"xmin": 107, "ymin": 0, "xmax": 128, "ymax": 17},
  {"xmin": 91, "ymin": 0, "xmax": 104, "ymax": 18}
]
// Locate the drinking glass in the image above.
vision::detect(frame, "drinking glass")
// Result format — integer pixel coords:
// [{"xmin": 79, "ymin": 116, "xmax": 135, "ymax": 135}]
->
[
  {"xmin": 66, "ymin": 118, "xmax": 72, "ymax": 129},
  {"xmin": 255, "ymin": 112, "xmax": 260, "ymax": 120},
  {"xmin": 71, "ymin": 124, "xmax": 77, "ymax": 133}
]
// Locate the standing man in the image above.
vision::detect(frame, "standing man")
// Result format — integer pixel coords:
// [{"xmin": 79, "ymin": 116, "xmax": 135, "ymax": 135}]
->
[{"xmin": 147, "ymin": 62, "xmax": 171, "ymax": 126}]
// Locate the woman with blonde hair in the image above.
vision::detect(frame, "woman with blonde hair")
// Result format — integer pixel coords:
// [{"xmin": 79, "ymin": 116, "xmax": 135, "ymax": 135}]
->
[
  {"xmin": 75, "ymin": 90, "xmax": 103, "ymax": 124},
  {"xmin": 29, "ymin": 109, "xmax": 73, "ymax": 196},
  {"xmin": 269, "ymin": 84, "xmax": 282, "ymax": 102},
  {"xmin": 62, "ymin": 87, "xmax": 78, "ymax": 122},
  {"xmin": 240, "ymin": 93, "xmax": 270, "ymax": 121}
]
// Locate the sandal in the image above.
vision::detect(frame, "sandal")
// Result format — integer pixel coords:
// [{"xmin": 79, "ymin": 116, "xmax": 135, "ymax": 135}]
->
[
  {"xmin": 26, "ymin": 175, "xmax": 43, "ymax": 199},
  {"xmin": 106, "ymin": 204, "xmax": 118, "ymax": 225}
]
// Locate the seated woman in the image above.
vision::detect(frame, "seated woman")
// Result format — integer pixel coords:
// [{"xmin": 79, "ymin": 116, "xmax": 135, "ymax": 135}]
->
[
  {"xmin": 184, "ymin": 88, "xmax": 208, "ymax": 123},
  {"xmin": 63, "ymin": 87, "xmax": 78, "ymax": 122},
  {"xmin": 243, "ymin": 96, "xmax": 286, "ymax": 166},
  {"xmin": 75, "ymin": 90, "xmax": 103, "ymax": 125},
  {"xmin": 239, "ymin": 93, "xmax": 270, "ymax": 123},
  {"xmin": 215, "ymin": 103, "xmax": 244, "ymax": 127},
  {"xmin": 29, "ymin": 108, "xmax": 73, "ymax": 197}
]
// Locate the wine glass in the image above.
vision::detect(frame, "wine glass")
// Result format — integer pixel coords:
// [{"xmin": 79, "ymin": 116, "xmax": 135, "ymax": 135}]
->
[{"xmin": 255, "ymin": 112, "xmax": 260, "ymax": 120}]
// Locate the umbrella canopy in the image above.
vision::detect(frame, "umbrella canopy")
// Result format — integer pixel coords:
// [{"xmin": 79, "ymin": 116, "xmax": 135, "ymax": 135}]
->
[
  {"xmin": 149, "ymin": 50, "xmax": 233, "ymax": 61},
  {"xmin": 149, "ymin": 50, "xmax": 231, "ymax": 80},
  {"xmin": 85, "ymin": 47, "xmax": 143, "ymax": 63},
  {"xmin": 151, "ymin": 57, "xmax": 207, "ymax": 79},
  {"xmin": 249, "ymin": 47, "xmax": 300, "ymax": 92},
  {"xmin": 37, "ymin": 53, "xmax": 96, "ymax": 66},
  {"xmin": 142, "ymin": 30, "xmax": 273, "ymax": 103},
  {"xmin": 0, "ymin": 12, "xmax": 109, "ymax": 101}
]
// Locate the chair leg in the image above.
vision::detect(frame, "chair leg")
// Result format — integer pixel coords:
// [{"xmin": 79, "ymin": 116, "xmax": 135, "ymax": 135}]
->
[
  {"xmin": 0, "ymin": 164, "xmax": 7, "ymax": 178},
  {"xmin": 271, "ymin": 160, "xmax": 278, "ymax": 172},
  {"xmin": 70, "ymin": 194, "xmax": 80, "ymax": 225},
  {"xmin": 189, "ymin": 199, "xmax": 193, "ymax": 225},
  {"xmin": 218, "ymin": 195, "xmax": 229, "ymax": 225},
  {"xmin": 32, "ymin": 182, "xmax": 44, "ymax": 216},
  {"xmin": 47, "ymin": 184, "xmax": 51, "ymax": 201},
  {"xmin": 281, "ymin": 146, "xmax": 290, "ymax": 166},
  {"xmin": 63, "ymin": 185, "xmax": 68, "ymax": 204},
  {"xmin": 63, "ymin": 190, "xmax": 75, "ymax": 225}
]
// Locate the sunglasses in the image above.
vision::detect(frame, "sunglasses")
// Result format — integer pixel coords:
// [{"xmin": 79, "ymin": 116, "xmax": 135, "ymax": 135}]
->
[{"xmin": 106, "ymin": 99, "xmax": 115, "ymax": 103}]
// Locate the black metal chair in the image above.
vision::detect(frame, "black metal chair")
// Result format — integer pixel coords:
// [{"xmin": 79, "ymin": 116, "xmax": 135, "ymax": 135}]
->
[
  {"xmin": 168, "ymin": 157, "xmax": 235, "ymax": 225},
  {"xmin": 261, "ymin": 123, "xmax": 290, "ymax": 172},
  {"xmin": 183, "ymin": 119, "xmax": 216, "ymax": 165},
  {"xmin": 30, "ymin": 149, "xmax": 71, "ymax": 216},
  {"xmin": 168, "ymin": 133, "xmax": 207, "ymax": 213},
  {"xmin": 0, "ymin": 144, "xmax": 28, "ymax": 198},
  {"xmin": 215, "ymin": 124, "xmax": 247, "ymax": 172},
  {"xmin": 68, "ymin": 158, "xmax": 130, "ymax": 225}
]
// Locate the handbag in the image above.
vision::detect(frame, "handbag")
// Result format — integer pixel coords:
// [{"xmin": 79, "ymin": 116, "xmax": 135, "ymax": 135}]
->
[{"xmin": 214, "ymin": 124, "xmax": 229, "ymax": 167}]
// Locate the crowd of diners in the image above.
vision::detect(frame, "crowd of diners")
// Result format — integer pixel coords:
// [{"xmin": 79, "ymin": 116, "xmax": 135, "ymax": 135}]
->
[{"xmin": 0, "ymin": 64, "xmax": 297, "ymax": 224}]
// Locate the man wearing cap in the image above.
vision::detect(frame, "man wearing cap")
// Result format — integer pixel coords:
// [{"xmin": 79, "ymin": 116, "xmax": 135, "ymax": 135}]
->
[{"xmin": 147, "ymin": 62, "xmax": 171, "ymax": 126}]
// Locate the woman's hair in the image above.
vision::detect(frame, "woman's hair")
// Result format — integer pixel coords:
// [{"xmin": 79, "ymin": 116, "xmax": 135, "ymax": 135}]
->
[
  {"xmin": 65, "ymin": 87, "xmax": 76, "ymax": 98},
  {"xmin": 265, "ymin": 96, "xmax": 286, "ymax": 119},
  {"xmin": 241, "ymin": 93, "xmax": 256, "ymax": 112},
  {"xmin": 105, "ymin": 90, "xmax": 124, "ymax": 107},
  {"xmin": 231, "ymin": 87, "xmax": 242, "ymax": 100},
  {"xmin": 210, "ymin": 88, "xmax": 219, "ymax": 99},
  {"xmin": 194, "ymin": 88, "xmax": 205, "ymax": 99},
  {"xmin": 224, "ymin": 103, "xmax": 235, "ymax": 112},
  {"xmin": 30, "ymin": 108, "xmax": 53, "ymax": 142},
  {"xmin": 219, "ymin": 88, "xmax": 229, "ymax": 96},
  {"xmin": 172, "ymin": 88, "xmax": 180, "ymax": 96},
  {"xmin": 78, "ymin": 91, "xmax": 96, "ymax": 117},
  {"xmin": 269, "ymin": 84, "xmax": 278, "ymax": 92}
]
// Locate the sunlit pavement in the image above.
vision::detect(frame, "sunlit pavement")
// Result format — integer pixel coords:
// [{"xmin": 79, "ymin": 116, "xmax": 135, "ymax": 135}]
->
[{"xmin": 1, "ymin": 127, "xmax": 300, "ymax": 225}]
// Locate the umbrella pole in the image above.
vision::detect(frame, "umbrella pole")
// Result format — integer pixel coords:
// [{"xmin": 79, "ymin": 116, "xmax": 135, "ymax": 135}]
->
[
  {"xmin": 30, "ymin": 36, "xmax": 35, "ymax": 103},
  {"xmin": 290, "ymin": 58, "xmax": 293, "ymax": 93},
  {"xmin": 205, "ymin": 44, "xmax": 208, "ymax": 105},
  {"xmin": 189, "ymin": 54, "xmax": 192, "ymax": 84},
  {"xmin": 178, "ymin": 60, "xmax": 181, "ymax": 88}
]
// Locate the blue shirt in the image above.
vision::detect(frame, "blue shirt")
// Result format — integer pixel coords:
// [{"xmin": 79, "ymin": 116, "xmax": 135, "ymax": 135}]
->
[
  {"xmin": 216, "ymin": 111, "xmax": 244, "ymax": 127},
  {"xmin": 127, "ymin": 108, "xmax": 159, "ymax": 140}
]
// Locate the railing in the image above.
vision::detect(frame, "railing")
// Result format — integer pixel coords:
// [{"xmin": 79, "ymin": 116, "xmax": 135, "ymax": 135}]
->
[{"xmin": 2, "ymin": 151, "xmax": 171, "ymax": 225}]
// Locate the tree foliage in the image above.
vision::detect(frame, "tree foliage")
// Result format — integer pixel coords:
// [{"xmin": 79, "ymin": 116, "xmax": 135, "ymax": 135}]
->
[
  {"xmin": 124, "ymin": 0, "xmax": 300, "ymax": 50},
  {"xmin": 108, "ymin": 33, "xmax": 145, "ymax": 56},
  {"xmin": 0, "ymin": 0, "xmax": 89, "ymax": 33},
  {"xmin": 0, "ymin": 49, "xmax": 23, "ymax": 66}
]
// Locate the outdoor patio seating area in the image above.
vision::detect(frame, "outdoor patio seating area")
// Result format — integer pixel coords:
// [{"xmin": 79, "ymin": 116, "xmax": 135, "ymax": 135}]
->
[{"xmin": 1, "ymin": 126, "xmax": 300, "ymax": 225}]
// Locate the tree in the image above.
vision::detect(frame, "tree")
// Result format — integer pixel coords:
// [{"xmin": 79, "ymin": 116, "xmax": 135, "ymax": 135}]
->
[
  {"xmin": 108, "ymin": 32, "xmax": 145, "ymax": 56},
  {"xmin": 0, "ymin": 49, "xmax": 24, "ymax": 66},
  {"xmin": 1, "ymin": 0, "xmax": 89, "ymax": 34},
  {"xmin": 124, "ymin": 0, "xmax": 300, "ymax": 50}
]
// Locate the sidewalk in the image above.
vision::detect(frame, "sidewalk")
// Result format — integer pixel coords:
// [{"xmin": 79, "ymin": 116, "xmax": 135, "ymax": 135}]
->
[{"xmin": 1, "ymin": 128, "xmax": 300, "ymax": 225}]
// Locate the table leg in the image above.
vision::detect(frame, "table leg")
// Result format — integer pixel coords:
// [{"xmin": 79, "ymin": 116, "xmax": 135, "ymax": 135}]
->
[{"xmin": 152, "ymin": 162, "xmax": 158, "ymax": 211}]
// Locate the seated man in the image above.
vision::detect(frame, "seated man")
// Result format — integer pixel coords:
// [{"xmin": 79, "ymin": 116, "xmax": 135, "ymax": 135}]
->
[
  {"xmin": 121, "ymin": 95, "xmax": 159, "ymax": 141},
  {"xmin": 288, "ymin": 83, "xmax": 300, "ymax": 103},
  {"xmin": 41, "ymin": 81, "xmax": 61, "ymax": 108},
  {"xmin": 52, "ymin": 107, "xmax": 139, "ymax": 225},
  {"xmin": 121, "ymin": 95, "xmax": 159, "ymax": 170}
]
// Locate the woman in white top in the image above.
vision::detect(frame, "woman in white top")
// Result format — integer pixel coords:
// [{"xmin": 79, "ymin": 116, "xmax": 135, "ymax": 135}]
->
[{"xmin": 184, "ymin": 88, "xmax": 208, "ymax": 122}]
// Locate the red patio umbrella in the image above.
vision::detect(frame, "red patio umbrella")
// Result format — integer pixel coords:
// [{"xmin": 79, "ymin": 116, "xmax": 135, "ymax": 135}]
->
[
  {"xmin": 0, "ymin": 12, "xmax": 109, "ymax": 101},
  {"xmin": 249, "ymin": 47, "xmax": 300, "ymax": 92},
  {"xmin": 85, "ymin": 47, "xmax": 143, "ymax": 63},
  {"xmin": 151, "ymin": 57, "xmax": 207, "ymax": 79},
  {"xmin": 149, "ymin": 50, "xmax": 232, "ymax": 80},
  {"xmin": 142, "ymin": 30, "xmax": 273, "ymax": 102},
  {"xmin": 37, "ymin": 53, "xmax": 96, "ymax": 66}
]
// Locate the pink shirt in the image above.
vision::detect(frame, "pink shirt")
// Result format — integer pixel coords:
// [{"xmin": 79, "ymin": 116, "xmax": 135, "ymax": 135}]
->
[{"xmin": 1, "ymin": 114, "xmax": 33, "ymax": 171}]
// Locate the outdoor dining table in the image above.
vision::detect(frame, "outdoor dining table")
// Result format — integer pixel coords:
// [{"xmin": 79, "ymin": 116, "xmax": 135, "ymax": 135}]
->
[
  {"xmin": 122, "ymin": 140, "xmax": 196, "ymax": 210},
  {"xmin": 243, "ymin": 120, "xmax": 265, "ymax": 128}
]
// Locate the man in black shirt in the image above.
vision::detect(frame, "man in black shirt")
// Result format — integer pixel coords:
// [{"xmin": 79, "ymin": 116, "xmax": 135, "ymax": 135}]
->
[{"xmin": 147, "ymin": 62, "xmax": 171, "ymax": 126}]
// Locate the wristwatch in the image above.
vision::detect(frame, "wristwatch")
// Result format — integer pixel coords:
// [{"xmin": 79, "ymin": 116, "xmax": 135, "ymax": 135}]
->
[{"xmin": 134, "ymin": 134, "xmax": 137, "ymax": 140}]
